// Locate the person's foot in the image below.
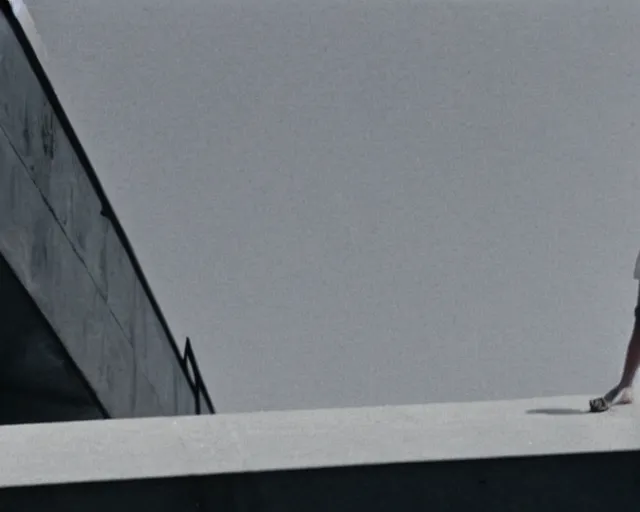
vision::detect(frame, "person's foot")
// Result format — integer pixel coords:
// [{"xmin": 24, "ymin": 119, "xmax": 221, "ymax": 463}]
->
[
  {"xmin": 589, "ymin": 396, "xmax": 610, "ymax": 413},
  {"xmin": 617, "ymin": 387, "xmax": 634, "ymax": 405},
  {"xmin": 589, "ymin": 386, "xmax": 634, "ymax": 412}
]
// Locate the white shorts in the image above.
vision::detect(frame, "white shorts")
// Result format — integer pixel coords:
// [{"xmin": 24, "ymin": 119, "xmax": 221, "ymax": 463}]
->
[{"xmin": 634, "ymin": 250, "xmax": 640, "ymax": 280}]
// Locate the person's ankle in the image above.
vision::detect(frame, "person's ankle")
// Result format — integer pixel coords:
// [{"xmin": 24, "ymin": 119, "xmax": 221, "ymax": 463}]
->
[{"xmin": 603, "ymin": 386, "xmax": 621, "ymax": 403}]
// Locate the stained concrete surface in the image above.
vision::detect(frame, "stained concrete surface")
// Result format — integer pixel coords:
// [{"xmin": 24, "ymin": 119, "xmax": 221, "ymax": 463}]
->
[{"xmin": 0, "ymin": 0, "xmax": 208, "ymax": 419}]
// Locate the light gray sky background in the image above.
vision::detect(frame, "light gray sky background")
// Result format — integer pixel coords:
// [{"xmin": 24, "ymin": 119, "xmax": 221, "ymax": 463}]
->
[{"xmin": 24, "ymin": 0, "xmax": 640, "ymax": 413}]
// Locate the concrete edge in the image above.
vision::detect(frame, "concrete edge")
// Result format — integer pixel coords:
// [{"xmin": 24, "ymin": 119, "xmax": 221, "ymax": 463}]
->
[
  {"xmin": 0, "ymin": 395, "xmax": 637, "ymax": 489},
  {"xmin": 7, "ymin": 0, "xmax": 47, "ymax": 62}
]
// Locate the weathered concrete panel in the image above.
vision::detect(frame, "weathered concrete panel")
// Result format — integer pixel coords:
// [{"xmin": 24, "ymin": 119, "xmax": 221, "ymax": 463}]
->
[
  {"xmin": 0, "ymin": 11, "xmax": 105, "ymax": 288},
  {"xmin": 176, "ymin": 372, "xmax": 196, "ymax": 416},
  {"xmin": 131, "ymin": 280, "xmax": 182, "ymax": 414},
  {"xmin": 0, "ymin": 126, "xmax": 140, "ymax": 417},
  {"xmin": 132, "ymin": 364, "xmax": 163, "ymax": 418},
  {"xmin": 103, "ymin": 225, "xmax": 135, "ymax": 343},
  {"xmin": 0, "ymin": 5, "xmax": 207, "ymax": 417}
]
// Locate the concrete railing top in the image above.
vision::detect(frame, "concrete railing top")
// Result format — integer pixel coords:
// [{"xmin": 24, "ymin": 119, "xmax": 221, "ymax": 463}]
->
[{"xmin": 0, "ymin": 395, "xmax": 636, "ymax": 489}]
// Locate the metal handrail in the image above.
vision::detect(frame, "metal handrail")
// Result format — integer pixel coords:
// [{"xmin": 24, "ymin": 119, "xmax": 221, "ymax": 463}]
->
[{"xmin": 183, "ymin": 338, "xmax": 215, "ymax": 414}]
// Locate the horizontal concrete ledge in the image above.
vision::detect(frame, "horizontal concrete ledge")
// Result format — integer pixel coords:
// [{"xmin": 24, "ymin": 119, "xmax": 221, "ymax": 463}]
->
[{"xmin": 0, "ymin": 395, "xmax": 637, "ymax": 489}]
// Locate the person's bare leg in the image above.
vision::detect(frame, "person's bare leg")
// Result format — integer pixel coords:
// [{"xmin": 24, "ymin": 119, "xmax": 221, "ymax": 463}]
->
[
  {"xmin": 590, "ymin": 333, "xmax": 640, "ymax": 410},
  {"xmin": 589, "ymin": 286, "xmax": 640, "ymax": 412}
]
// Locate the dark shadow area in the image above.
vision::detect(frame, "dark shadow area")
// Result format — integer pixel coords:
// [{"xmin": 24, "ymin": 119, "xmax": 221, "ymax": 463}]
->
[
  {"xmin": 526, "ymin": 408, "xmax": 587, "ymax": 416},
  {"xmin": 1, "ymin": 450, "xmax": 640, "ymax": 511},
  {"xmin": 0, "ymin": 256, "xmax": 106, "ymax": 425}
]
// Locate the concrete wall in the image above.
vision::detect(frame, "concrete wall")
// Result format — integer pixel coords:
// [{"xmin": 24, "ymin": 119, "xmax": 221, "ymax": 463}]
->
[
  {"xmin": 0, "ymin": 3, "xmax": 200, "ymax": 418},
  {"xmin": 1, "ymin": 451, "xmax": 639, "ymax": 511}
]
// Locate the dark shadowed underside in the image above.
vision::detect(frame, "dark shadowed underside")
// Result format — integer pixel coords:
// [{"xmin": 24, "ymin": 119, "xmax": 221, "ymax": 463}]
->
[{"xmin": 0, "ymin": 256, "xmax": 105, "ymax": 424}]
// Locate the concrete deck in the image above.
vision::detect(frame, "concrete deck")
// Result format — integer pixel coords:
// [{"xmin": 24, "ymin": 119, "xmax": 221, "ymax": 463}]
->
[
  {"xmin": 0, "ymin": 395, "xmax": 637, "ymax": 510},
  {"xmin": 0, "ymin": 394, "xmax": 637, "ymax": 489}
]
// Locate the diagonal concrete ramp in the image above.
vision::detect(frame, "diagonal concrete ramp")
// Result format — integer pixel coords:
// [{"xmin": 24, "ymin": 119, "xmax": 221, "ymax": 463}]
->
[{"xmin": 0, "ymin": 0, "xmax": 214, "ymax": 422}]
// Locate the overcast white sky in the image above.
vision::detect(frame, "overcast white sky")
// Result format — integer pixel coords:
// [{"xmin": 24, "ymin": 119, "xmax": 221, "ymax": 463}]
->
[{"xmin": 24, "ymin": 0, "xmax": 640, "ymax": 413}]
